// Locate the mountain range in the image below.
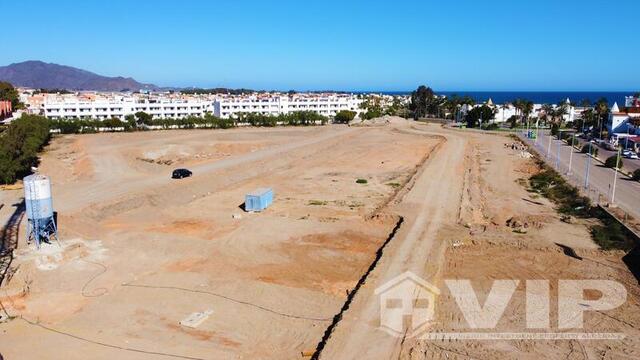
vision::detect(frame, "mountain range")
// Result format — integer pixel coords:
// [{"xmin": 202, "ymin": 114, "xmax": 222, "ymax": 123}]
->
[{"xmin": 0, "ymin": 61, "xmax": 157, "ymax": 91}]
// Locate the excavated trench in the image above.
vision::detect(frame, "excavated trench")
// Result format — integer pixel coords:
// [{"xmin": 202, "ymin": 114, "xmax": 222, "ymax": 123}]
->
[{"xmin": 310, "ymin": 215, "xmax": 404, "ymax": 360}]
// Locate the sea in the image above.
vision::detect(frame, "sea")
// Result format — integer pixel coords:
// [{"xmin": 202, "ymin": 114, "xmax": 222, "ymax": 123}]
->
[{"xmin": 372, "ymin": 91, "xmax": 634, "ymax": 107}]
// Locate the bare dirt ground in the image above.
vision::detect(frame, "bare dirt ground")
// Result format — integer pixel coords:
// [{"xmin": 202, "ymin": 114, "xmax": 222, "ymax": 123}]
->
[
  {"xmin": 395, "ymin": 132, "xmax": 640, "ymax": 360},
  {"xmin": 317, "ymin": 127, "xmax": 640, "ymax": 360},
  {"xmin": 1, "ymin": 123, "xmax": 639, "ymax": 360},
  {"xmin": 0, "ymin": 124, "xmax": 440, "ymax": 359}
]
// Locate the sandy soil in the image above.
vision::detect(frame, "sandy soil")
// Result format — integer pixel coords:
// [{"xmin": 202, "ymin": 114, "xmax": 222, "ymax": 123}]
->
[
  {"xmin": 318, "ymin": 127, "xmax": 640, "ymax": 359},
  {"xmin": 1, "ymin": 123, "xmax": 639, "ymax": 360},
  {"xmin": 0, "ymin": 123, "xmax": 439, "ymax": 359},
  {"xmin": 394, "ymin": 132, "xmax": 640, "ymax": 360}
]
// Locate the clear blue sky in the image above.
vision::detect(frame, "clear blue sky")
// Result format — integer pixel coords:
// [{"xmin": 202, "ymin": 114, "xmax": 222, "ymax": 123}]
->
[{"xmin": 2, "ymin": 0, "xmax": 638, "ymax": 91}]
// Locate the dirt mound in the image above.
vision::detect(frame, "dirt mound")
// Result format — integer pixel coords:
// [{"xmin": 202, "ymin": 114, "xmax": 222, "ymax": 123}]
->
[{"xmin": 348, "ymin": 115, "xmax": 411, "ymax": 127}]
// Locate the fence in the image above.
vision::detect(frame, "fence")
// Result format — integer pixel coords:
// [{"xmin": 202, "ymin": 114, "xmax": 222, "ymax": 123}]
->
[{"xmin": 517, "ymin": 131, "xmax": 640, "ymax": 227}]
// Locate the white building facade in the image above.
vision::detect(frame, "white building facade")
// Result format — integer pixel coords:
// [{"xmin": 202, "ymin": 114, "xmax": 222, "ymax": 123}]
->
[
  {"xmin": 43, "ymin": 98, "xmax": 212, "ymax": 120},
  {"xmin": 213, "ymin": 94, "xmax": 363, "ymax": 119},
  {"xmin": 41, "ymin": 93, "xmax": 364, "ymax": 120}
]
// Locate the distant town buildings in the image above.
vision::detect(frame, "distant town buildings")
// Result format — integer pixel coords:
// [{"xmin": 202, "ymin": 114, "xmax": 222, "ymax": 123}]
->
[
  {"xmin": 607, "ymin": 95, "xmax": 640, "ymax": 136},
  {"xmin": 11, "ymin": 88, "xmax": 640, "ymax": 142},
  {"xmin": 213, "ymin": 93, "xmax": 363, "ymax": 118},
  {"xmin": 23, "ymin": 90, "xmax": 365, "ymax": 120}
]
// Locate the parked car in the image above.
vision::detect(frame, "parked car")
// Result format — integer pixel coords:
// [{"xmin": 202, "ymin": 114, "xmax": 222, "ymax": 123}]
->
[
  {"xmin": 171, "ymin": 168, "xmax": 193, "ymax": 179},
  {"xmin": 623, "ymin": 151, "xmax": 639, "ymax": 160}
]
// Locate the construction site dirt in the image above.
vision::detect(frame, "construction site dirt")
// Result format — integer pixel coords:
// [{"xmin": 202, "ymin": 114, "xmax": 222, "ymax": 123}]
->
[{"xmin": 0, "ymin": 120, "xmax": 638, "ymax": 360}]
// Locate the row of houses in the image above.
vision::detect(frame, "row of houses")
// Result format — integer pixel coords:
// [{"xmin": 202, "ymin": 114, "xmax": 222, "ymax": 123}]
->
[{"xmin": 458, "ymin": 97, "xmax": 581, "ymax": 124}]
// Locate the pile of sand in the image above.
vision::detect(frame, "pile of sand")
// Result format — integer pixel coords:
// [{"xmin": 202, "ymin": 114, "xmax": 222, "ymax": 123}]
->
[{"xmin": 348, "ymin": 115, "xmax": 411, "ymax": 127}]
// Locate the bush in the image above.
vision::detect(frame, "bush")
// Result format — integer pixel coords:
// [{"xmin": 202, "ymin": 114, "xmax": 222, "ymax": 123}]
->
[
  {"xmin": 481, "ymin": 123, "xmax": 499, "ymax": 131},
  {"xmin": 590, "ymin": 208, "xmax": 636, "ymax": 250},
  {"xmin": 529, "ymin": 168, "xmax": 591, "ymax": 217},
  {"xmin": 362, "ymin": 109, "xmax": 382, "ymax": 120},
  {"xmin": 527, "ymin": 160, "xmax": 635, "ymax": 250},
  {"xmin": 604, "ymin": 155, "xmax": 623, "ymax": 169},
  {"xmin": 356, "ymin": 178, "xmax": 368, "ymax": 184},
  {"xmin": 633, "ymin": 169, "xmax": 640, "ymax": 181},
  {"xmin": 0, "ymin": 114, "xmax": 50, "ymax": 184},
  {"xmin": 580, "ymin": 143, "xmax": 598, "ymax": 157},
  {"xmin": 334, "ymin": 110, "xmax": 356, "ymax": 124}
]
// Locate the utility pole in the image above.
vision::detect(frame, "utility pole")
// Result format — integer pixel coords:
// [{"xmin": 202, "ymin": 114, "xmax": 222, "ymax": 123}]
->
[
  {"xmin": 611, "ymin": 148, "xmax": 621, "ymax": 204},
  {"xmin": 547, "ymin": 131, "xmax": 552, "ymax": 158},
  {"xmin": 584, "ymin": 141, "xmax": 592, "ymax": 189},
  {"xmin": 555, "ymin": 138, "xmax": 560, "ymax": 169},
  {"xmin": 567, "ymin": 133, "xmax": 575, "ymax": 175}
]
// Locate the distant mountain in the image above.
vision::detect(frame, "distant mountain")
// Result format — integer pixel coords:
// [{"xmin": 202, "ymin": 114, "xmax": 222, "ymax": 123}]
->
[{"xmin": 0, "ymin": 60, "xmax": 157, "ymax": 91}]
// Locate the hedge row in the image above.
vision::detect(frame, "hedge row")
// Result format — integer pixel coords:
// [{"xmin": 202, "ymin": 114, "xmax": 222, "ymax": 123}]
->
[{"xmin": 0, "ymin": 115, "xmax": 50, "ymax": 184}]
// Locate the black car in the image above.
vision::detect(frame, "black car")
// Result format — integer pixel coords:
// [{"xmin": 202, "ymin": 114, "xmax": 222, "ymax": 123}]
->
[{"xmin": 172, "ymin": 168, "xmax": 193, "ymax": 179}]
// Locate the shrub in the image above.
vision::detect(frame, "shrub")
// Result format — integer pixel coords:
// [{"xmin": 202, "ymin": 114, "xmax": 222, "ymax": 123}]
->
[
  {"xmin": 334, "ymin": 110, "xmax": 356, "ymax": 124},
  {"xmin": 0, "ymin": 114, "xmax": 50, "ymax": 184},
  {"xmin": 580, "ymin": 143, "xmax": 598, "ymax": 157},
  {"xmin": 632, "ymin": 169, "xmax": 640, "ymax": 181},
  {"xmin": 481, "ymin": 123, "xmax": 499, "ymax": 131},
  {"xmin": 604, "ymin": 155, "xmax": 623, "ymax": 169},
  {"xmin": 356, "ymin": 178, "xmax": 368, "ymax": 184}
]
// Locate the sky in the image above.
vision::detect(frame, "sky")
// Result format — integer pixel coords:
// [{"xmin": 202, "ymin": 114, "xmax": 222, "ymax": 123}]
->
[{"xmin": 2, "ymin": 0, "xmax": 639, "ymax": 91}]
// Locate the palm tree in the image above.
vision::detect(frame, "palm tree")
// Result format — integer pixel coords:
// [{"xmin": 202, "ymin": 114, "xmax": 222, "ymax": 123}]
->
[
  {"xmin": 501, "ymin": 102, "xmax": 510, "ymax": 122},
  {"xmin": 540, "ymin": 104, "xmax": 553, "ymax": 126},
  {"xmin": 511, "ymin": 99, "xmax": 523, "ymax": 128},
  {"xmin": 553, "ymin": 103, "xmax": 568, "ymax": 127},
  {"xmin": 594, "ymin": 97, "xmax": 609, "ymax": 139},
  {"xmin": 580, "ymin": 99, "xmax": 591, "ymax": 108},
  {"xmin": 522, "ymin": 101, "xmax": 534, "ymax": 123}
]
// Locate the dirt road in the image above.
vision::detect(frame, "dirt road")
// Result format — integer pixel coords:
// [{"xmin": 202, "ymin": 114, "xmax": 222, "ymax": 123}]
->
[{"xmin": 318, "ymin": 125, "xmax": 467, "ymax": 358}]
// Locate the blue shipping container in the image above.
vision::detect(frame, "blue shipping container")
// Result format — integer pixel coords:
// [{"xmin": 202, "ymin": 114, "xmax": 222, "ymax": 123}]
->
[{"xmin": 245, "ymin": 188, "xmax": 274, "ymax": 212}]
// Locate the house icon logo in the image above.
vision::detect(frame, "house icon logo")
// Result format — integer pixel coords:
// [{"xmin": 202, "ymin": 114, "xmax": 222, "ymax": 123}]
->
[{"xmin": 374, "ymin": 271, "xmax": 440, "ymax": 337}]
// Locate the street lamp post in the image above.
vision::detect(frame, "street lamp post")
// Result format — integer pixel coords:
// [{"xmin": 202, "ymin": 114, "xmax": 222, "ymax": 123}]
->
[
  {"xmin": 567, "ymin": 133, "xmax": 575, "ymax": 175},
  {"xmin": 556, "ymin": 138, "xmax": 561, "ymax": 169},
  {"xmin": 611, "ymin": 148, "xmax": 621, "ymax": 204},
  {"xmin": 547, "ymin": 131, "xmax": 552, "ymax": 158},
  {"xmin": 584, "ymin": 141, "xmax": 592, "ymax": 189}
]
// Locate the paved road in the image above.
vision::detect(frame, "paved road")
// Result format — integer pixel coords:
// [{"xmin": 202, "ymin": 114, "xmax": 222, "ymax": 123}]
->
[
  {"xmin": 569, "ymin": 136, "xmax": 640, "ymax": 173},
  {"xmin": 521, "ymin": 132, "xmax": 640, "ymax": 220}
]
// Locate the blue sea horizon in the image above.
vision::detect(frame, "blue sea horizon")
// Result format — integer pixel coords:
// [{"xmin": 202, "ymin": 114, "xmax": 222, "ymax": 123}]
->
[{"xmin": 360, "ymin": 91, "xmax": 636, "ymax": 107}]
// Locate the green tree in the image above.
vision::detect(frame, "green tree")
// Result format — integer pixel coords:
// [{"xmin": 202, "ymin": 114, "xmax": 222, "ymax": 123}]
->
[
  {"xmin": 134, "ymin": 111, "xmax": 153, "ymax": 125},
  {"xmin": 334, "ymin": 110, "xmax": 356, "ymax": 124},
  {"xmin": 409, "ymin": 85, "xmax": 435, "ymax": 120},
  {"xmin": 0, "ymin": 115, "xmax": 50, "ymax": 184},
  {"xmin": 103, "ymin": 117, "xmax": 124, "ymax": 130},
  {"xmin": 604, "ymin": 155, "xmax": 623, "ymax": 169},
  {"xmin": 594, "ymin": 97, "xmax": 609, "ymax": 138},
  {"xmin": 465, "ymin": 105, "xmax": 496, "ymax": 128},
  {"xmin": 0, "ymin": 81, "xmax": 22, "ymax": 109}
]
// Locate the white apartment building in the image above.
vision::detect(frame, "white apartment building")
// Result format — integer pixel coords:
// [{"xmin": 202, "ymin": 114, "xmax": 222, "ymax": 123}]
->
[
  {"xmin": 43, "ymin": 97, "xmax": 213, "ymax": 120},
  {"xmin": 213, "ymin": 94, "xmax": 363, "ymax": 119},
  {"xmin": 40, "ymin": 93, "xmax": 365, "ymax": 120}
]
